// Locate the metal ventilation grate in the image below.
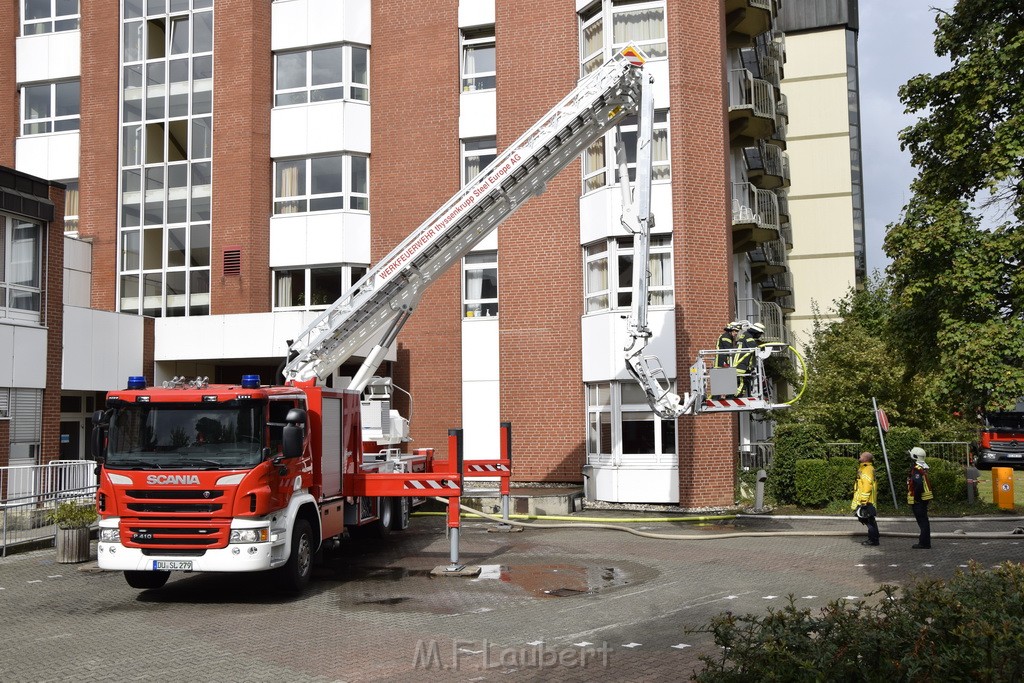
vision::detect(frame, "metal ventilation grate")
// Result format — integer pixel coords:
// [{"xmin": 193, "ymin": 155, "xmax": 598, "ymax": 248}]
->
[{"xmin": 223, "ymin": 248, "xmax": 241, "ymax": 276}]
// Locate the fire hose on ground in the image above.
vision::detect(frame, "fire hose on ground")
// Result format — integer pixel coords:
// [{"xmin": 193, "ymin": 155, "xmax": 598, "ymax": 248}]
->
[{"xmin": 419, "ymin": 499, "xmax": 1024, "ymax": 541}]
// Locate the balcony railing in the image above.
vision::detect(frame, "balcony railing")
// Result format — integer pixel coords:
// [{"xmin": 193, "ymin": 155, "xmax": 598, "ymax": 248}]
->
[
  {"xmin": 729, "ymin": 69, "xmax": 776, "ymax": 121},
  {"xmin": 744, "ymin": 142, "xmax": 790, "ymax": 189},
  {"xmin": 780, "ymin": 223, "xmax": 793, "ymax": 249},
  {"xmin": 732, "ymin": 182, "xmax": 780, "ymax": 233},
  {"xmin": 725, "ymin": 0, "xmax": 775, "ymax": 47},
  {"xmin": 736, "ymin": 297, "xmax": 789, "ymax": 347}
]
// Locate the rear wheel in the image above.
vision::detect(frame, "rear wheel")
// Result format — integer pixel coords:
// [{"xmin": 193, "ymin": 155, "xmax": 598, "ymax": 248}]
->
[
  {"xmin": 371, "ymin": 498, "xmax": 393, "ymax": 538},
  {"xmin": 392, "ymin": 496, "xmax": 411, "ymax": 531},
  {"xmin": 124, "ymin": 570, "xmax": 170, "ymax": 590},
  {"xmin": 277, "ymin": 520, "xmax": 313, "ymax": 593}
]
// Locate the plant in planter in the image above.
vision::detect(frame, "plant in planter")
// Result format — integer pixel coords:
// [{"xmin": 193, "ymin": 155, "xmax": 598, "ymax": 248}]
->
[{"xmin": 49, "ymin": 501, "xmax": 98, "ymax": 564}]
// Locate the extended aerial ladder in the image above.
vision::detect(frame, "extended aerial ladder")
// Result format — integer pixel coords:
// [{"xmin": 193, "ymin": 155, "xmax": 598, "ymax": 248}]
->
[{"xmin": 282, "ymin": 46, "xmax": 652, "ymax": 390}]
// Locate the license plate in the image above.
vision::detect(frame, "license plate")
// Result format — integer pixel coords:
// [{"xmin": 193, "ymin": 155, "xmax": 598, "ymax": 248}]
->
[
  {"xmin": 1008, "ymin": 454, "xmax": 1022, "ymax": 459},
  {"xmin": 153, "ymin": 560, "xmax": 192, "ymax": 571}
]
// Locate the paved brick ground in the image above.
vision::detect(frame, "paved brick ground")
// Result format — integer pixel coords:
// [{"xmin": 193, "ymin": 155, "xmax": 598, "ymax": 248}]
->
[{"xmin": 2, "ymin": 513, "xmax": 1022, "ymax": 682}]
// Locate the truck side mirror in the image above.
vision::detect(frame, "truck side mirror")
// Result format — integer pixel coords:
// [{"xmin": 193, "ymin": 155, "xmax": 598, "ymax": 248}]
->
[
  {"xmin": 282, "ymin": 409, "xmax": 307, "ymax": 458},
  {"xmin": 91, "ymin": 410, "xmax": 108, "ymax": 463}
]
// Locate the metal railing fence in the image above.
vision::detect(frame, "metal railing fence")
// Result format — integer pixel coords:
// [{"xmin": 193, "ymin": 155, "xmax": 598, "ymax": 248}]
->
[{"xmin": 1, "ymin": 461, "xmax": 97, "ymax": 556}]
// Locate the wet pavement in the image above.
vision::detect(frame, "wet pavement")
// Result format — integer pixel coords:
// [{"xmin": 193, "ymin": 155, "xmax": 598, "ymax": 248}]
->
[{"xmin": 3, "ymin": 513, "xmax": 1023, "ymax": 682}]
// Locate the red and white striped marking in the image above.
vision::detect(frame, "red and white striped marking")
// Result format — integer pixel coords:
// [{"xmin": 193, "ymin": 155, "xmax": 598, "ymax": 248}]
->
[
  {"xmin": 704, "ymin": 397, "xmax": 759, "ymax": 409},
  {"xmin": 404, "ymin": 479, "xmax": 460, "ymax": 490},
  {"xmin": 466, "ymin": 463, "xmax": 510, "ymax": 473}
]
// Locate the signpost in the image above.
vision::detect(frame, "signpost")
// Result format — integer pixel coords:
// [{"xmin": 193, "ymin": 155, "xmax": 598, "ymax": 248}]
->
[{"xmin": 873, "ymin": 398, "xmax": 899, "ymax": 509}]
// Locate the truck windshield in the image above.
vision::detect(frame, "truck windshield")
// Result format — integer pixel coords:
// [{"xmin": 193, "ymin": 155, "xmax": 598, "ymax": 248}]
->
[
  {"xmin": 986, "ymin": 413, "xmax": 1024, "ymax": 432},
  {"xmin": 106, "ymin": 403, "xmax": 265, "ymax": 469}
]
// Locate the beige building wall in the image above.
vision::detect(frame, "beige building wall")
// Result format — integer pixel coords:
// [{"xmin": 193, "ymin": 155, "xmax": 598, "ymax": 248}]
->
[{"xmin": 781, "ymin": 27, "xmax": 858, "ymax": 348}]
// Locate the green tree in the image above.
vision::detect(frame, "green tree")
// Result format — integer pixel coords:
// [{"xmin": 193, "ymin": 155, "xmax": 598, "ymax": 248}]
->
[
  {"xmin": 780, "ymin": 279, "xmax": 945, "ymax": 440},
  {"xmin": 885, "ymin": 1, "xmax": 1024, "ymax": 412}
]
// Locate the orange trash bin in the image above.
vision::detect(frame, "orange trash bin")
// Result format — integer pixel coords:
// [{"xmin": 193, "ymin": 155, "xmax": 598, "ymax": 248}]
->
[{"xmin": 992, "ymin": 467, "xmax": 1015, "ymax": 510}]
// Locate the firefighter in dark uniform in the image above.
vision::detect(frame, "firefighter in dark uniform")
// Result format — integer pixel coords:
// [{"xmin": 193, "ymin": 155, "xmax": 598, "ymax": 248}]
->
[
  {"xmin": 715, "ymin": 321, "xmax": 742, "ymax": 368},
  {"xmin": 735, "ymin": 322, "xmax": 765, "ymax": 397}
]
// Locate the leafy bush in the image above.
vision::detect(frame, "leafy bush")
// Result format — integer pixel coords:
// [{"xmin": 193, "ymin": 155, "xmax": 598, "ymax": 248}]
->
[
  {"xmin": 923, "ymin": 457, "xmax": 967, "ymax": 504},
  {"xmin": 691, "ymin": 562, "xmax": 1024, "ymax": 682},
  {"xmin": 793, "ymin": 458, "xmax": 858, "ymax": 507},
  {"xmin": 49, "ymin": 501, "xmax": 98, "ymax": 529},
  {"xmin": 768, "ymin": 423, "xmax": 827, "ymax": 505}
]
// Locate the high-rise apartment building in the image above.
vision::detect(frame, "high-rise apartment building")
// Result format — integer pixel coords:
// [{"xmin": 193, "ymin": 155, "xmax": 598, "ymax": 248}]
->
[
  {"xmin": 1, "ymin": 0, "xmax": 805, "ymax": 508},
  {"xmin": 777, "ymin": 0, "xmax": 864, "ymax": 345}
]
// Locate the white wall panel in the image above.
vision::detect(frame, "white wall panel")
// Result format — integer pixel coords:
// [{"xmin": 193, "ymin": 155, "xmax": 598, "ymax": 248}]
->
[
  {"xmin": 271, "ymin": 101, "xmax": 370, "ymax": 158},
  {"xmin": 580, "ymin": 183, "xmax": 673, "ymax": 245},
  {"xmin": 0, "ymin": 325, "xmax": 14, "ymax": 385},
  {"xmin": 62, "ymin": 307, "xmax": 144, "ymax": 391},
  {"xmin": 462, "ymin": 317, "xmax": 499, "ymax": 460},
  {"xmin": 12, "ymin": 326, "xmax": 47, "ymax": 388},
  {"xmin": 269, "ymin": 211, "xmax": 370, "ymax": 268},
  {"xmin": 459, "ymin": 91, "xmax": 496, "ymax": 140},
  {"xmin": 581, "ymin": 309, "xmax": 675, "ymax": 382},
  {"xmin": 16, "ymin": 31, "xmax": 80, "ymax": 83},
  {"xmin": 459, "ymin": 0, "xmax": 495, "ymax": 28},
  {"xmin": 15, "ymin": 132, "xmax": 79, "ymax": 180},
  {"xmin": 272, "ymin": 0, "xmax": 370, "ymax": 51}
]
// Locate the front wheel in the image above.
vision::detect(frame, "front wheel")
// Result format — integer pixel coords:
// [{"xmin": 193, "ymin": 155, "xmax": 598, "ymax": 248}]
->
[
  {"xmin": 124, "ymin": 570, "xmax": 170, "ymax": 590},
  {"xmin": 277, "ymin": 520, "xmax": 313, "ymax": 593}
]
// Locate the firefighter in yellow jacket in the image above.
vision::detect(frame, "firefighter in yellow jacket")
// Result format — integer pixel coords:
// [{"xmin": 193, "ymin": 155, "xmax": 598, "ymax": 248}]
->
[{"xmin": 851, "ymin": 451, "xmax": 879, "ymax": 546}]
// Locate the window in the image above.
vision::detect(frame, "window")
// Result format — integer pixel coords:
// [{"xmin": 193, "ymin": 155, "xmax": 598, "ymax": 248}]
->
[
  {"xmin": 273, "ymin": 155, "xmax": 369, "ymax": 214},
  {"xmin": 22, "ymin": 0, "xmax": 79, "ymax": 35},
  {"xmin": 61, "ymin": 179, "xmax": 79, "ymax": 233},
  {"xmin": 619, "ymin": 382, "xmax": 676, "ymax": 456},
  {"xmin": 0, "ymin": 215, "xmax": 44, "ymax": 317},
  {"xmin": 462, "ymin": 251, "xmax": 497, "ymax": 318},
  {"xmin": 461, "ymin": 27, "xmax": 495, "ymax": 92},
  {"xmin": 579, "ymin": 1, "xmax": 666, "ymax": 76},
  {"xmin": 22, "ymin": 80, "xmax": 80, "ymax": 135},
  {"xmin": 584, "ymin": 235, "xmax": 673, "ymax": 313},
  {"xmin": 274, "ymin": 45, "xmax": 369, "ymax": 106},
  {"xmin": 273, "ymin": 264, "xmax": 368, "ymax": 310},
  {"xmin": 583, "ymin": 110, "xmax": 670, "ymax": 192},
  {"xmin": 462, "ymin": 138, "xmax": 496, "ymax": 185},
  {"xmin": 586, "ymin": 381, "xmax": 676, "ymax": 460}
]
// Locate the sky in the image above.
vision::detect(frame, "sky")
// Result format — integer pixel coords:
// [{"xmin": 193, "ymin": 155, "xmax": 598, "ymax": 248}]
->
[{"xmin": 857, "ymin": 0, "xmax": 956, "ymax": 274}]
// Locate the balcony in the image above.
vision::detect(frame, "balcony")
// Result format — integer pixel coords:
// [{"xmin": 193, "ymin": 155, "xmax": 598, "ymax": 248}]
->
[
  {"xmin": 776, "ymin": 294, "xmax": 795, "ymax": 314},
  {"xmin": 740, "ymin": 33, "xmax": 783, "ymax": 90},
  {"xmin": 736, "ymin": 297, "xmax": 789, "ymax": 345},
  {"xmin": 732, "ymin": 182, "xmax": 780, "ymax": 253},
  {"xmin": 777, "ymin": 192, "xmax": 790, "ymax": 227},
  {"xmin": 729, "ymin": 70, "xmax": 776, "ymax": 146},
  {"xmin": 760, "ymin": 270, "xmax": 793, "ymax": 300},
  {"xmin": 725, "ymin": 0, "xmax": 775, "ymax": 48},
  {"xmin": 744, "ymin": 142, "xmax": 790, "ymax": 190},
  {"xmin": 749, "ymin": 238, "xmax": 788, "ymax": 281},
  {"xmin": 780, "ymin": 223, "xmax": 793, "ymax": 250}
]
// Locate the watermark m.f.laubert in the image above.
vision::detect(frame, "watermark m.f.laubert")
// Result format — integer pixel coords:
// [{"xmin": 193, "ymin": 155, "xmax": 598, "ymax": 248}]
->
[{"xmin": 412, "ymin": 639, "xmax": 612, "ymax": 671}]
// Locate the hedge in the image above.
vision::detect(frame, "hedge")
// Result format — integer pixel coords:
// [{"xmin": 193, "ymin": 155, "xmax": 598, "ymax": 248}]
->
[
  {"xmin": 794, "ymin": 458, "xmax": 858, "ymax": 507},
  {"xmin": 790, "ymin": 454, "xmax": 966, "ymax": 507},
  {"xmin": 768, "ymin": 423, "xmax": 828, "ymax": 505},
  {"xmin": 859, "ymin": 425, "xmax": 923, "ymax": 461}
]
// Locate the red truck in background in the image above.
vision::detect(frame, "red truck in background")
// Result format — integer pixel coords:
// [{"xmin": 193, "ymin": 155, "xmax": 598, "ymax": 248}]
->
[{"xmin": 975, "ymin": 403, "xmax": 1024, "ymax": 469}]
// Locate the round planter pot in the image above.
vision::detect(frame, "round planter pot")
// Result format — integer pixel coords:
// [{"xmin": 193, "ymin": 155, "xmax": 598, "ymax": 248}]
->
[{"xmin": 55, "ymin": 527, "xmax": 92, "ymax": 563}]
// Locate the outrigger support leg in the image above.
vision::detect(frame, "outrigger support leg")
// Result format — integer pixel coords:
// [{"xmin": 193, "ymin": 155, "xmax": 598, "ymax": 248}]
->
[{"xmin": 432, "ymin": 428, "xmax": 481, "ymax": 577}]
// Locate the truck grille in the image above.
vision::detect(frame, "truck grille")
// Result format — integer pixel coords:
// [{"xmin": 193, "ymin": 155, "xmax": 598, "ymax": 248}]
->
[
  {"xmin": 120, "ymin": 489, "xmax": 231, "ymax": 550},
  {"xmin": 990, "ymin": 441, "xmax": 1024, "ymax": 454},
  {"xmin": 124, "ymin": 489, "xmax": 225, "ymax": 514}
]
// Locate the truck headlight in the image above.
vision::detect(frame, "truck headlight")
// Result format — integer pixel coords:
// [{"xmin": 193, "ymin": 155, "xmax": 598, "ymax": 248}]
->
[
  {"xmin": 230, "ymin": 528, "xmax": 269, "ymax": 544},
  {"xmin": 99, "ymin": 528, "xmax": 120, "ymax": 543}
]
